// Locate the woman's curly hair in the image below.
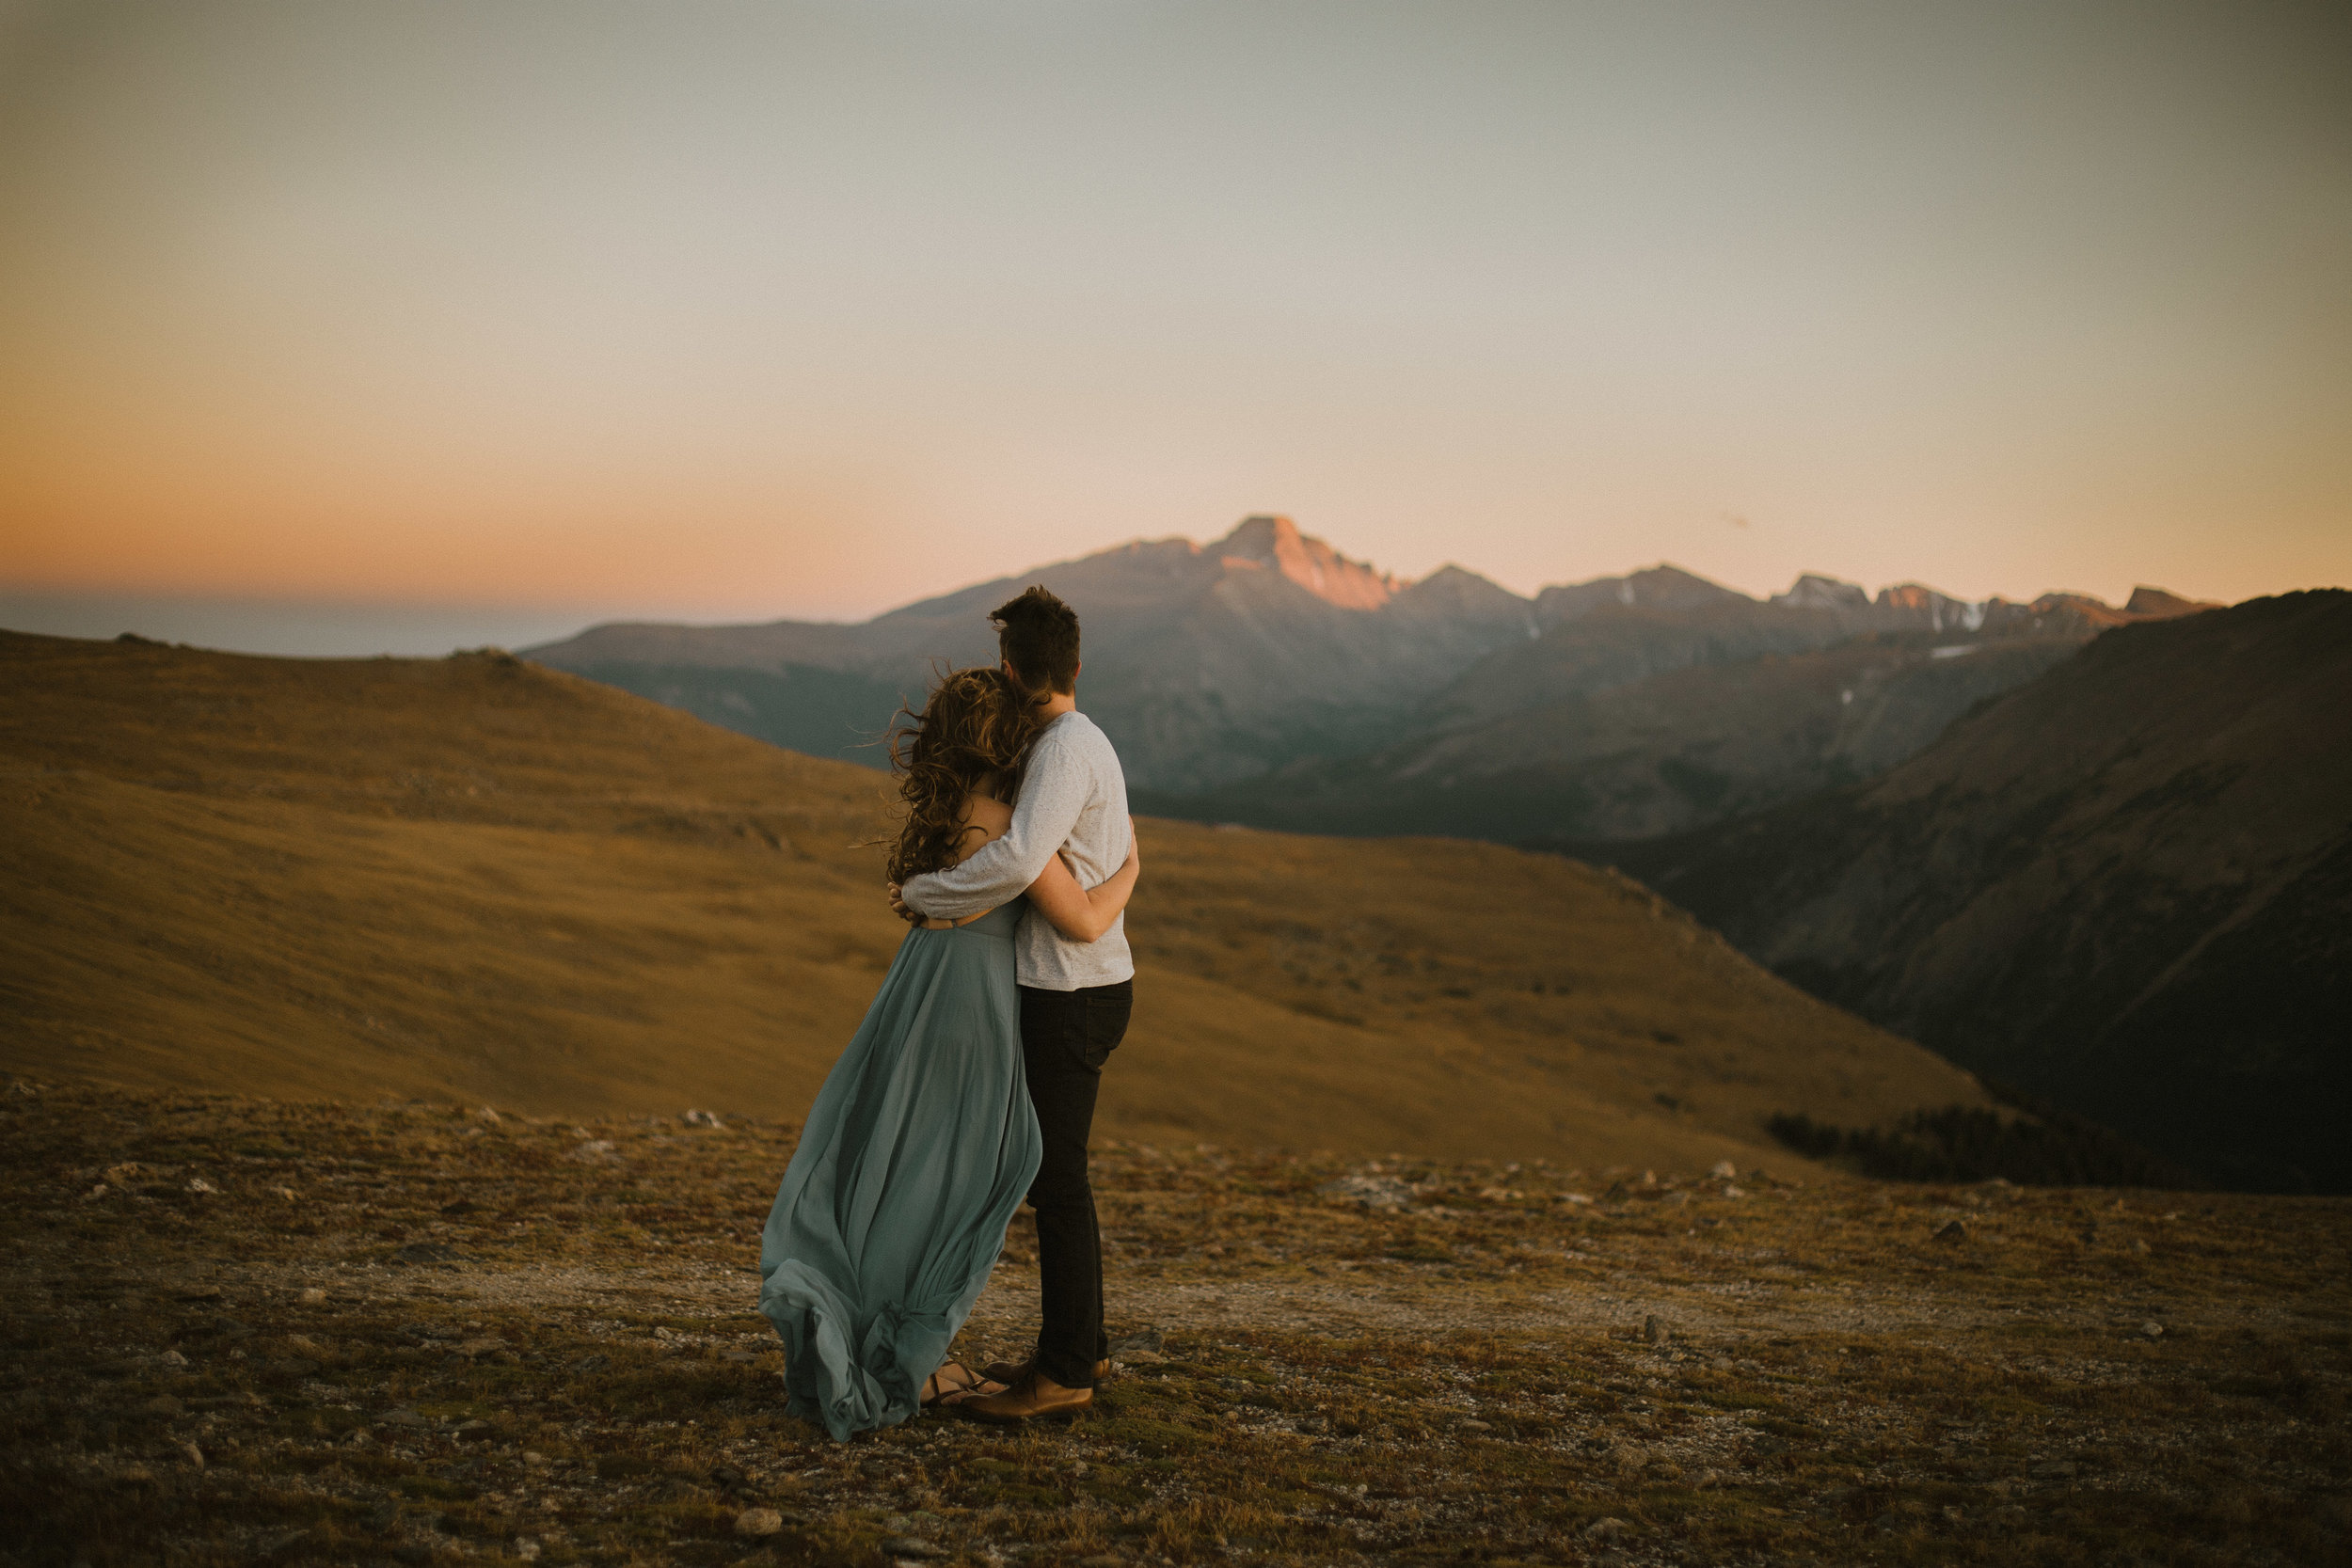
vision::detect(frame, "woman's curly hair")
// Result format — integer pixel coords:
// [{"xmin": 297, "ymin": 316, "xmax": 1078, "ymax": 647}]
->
[{"xmin": 885, "ymin": 665, "xmax": 1045, "ymax": 885}]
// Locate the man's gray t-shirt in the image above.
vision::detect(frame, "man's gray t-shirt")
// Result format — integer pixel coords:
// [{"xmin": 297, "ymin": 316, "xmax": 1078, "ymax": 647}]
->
[{"xmin": 898, "ymin": 710, "xmax": 1134, "ymax": 991}]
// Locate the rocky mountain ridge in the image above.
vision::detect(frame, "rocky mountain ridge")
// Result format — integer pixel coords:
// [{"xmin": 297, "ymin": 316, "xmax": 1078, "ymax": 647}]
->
[{"xmin": 527, "ymin": 516, "xmax": 2212, "ymax": 806}]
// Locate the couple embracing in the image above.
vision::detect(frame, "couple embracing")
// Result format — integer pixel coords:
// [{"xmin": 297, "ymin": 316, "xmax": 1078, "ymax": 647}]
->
[{"xmin": 755, "ymin": 587, "xmax": 1138, "ymax": 1441}]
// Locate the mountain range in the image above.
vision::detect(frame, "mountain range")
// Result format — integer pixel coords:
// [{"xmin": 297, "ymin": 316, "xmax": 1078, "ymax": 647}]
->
[
  {"xmin": 1601, "ymin": 590, "xmax": 2352, "ymax": 1193},
  {"xmin": 528, "ymin": 516, "xmax": 2213, "ymax": 841}
]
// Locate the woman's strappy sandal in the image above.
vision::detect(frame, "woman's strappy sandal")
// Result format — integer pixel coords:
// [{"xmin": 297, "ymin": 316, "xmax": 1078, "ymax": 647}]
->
[
  {"xmin": 921, "ymin": 1362, "xmax": 988, "ymax": 1407},
  {"xmin": 924, "ymin": 1362, "xmax": 1009, "ymax": 1407}
]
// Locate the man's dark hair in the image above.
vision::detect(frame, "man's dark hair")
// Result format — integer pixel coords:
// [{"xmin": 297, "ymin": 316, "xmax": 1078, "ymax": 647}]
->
[{"xmin": 991, "ymin": 586, "xmax": 1081, "ymax": 695}]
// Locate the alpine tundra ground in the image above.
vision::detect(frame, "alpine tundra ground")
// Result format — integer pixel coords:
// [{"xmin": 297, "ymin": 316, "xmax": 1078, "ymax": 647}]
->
[{"xmin": 4, "ymin": 1081, "xmax": 2346, "ymax": 1568}]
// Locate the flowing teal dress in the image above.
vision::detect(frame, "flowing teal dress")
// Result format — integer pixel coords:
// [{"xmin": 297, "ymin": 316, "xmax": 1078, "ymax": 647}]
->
[{"xmin": 758, "ymin": 901, "xmax": 1043, "ymax": 1441}]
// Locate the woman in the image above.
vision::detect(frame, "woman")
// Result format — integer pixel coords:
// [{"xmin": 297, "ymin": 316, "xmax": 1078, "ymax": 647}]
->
[{"xmin": 756, "ymin": 666, "xmax": 1139, "ymax": 1441}]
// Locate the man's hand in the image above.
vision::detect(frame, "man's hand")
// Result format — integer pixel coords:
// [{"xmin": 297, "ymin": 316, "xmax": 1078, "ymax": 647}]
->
[{"xmin": 887, "ymin": 883, "xmax": 923, "ymax": 926}]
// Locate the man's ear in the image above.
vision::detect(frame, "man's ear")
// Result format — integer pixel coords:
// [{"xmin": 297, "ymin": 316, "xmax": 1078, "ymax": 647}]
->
[{"xmin": 1000, "ymin": 657, "xmax": 1021, "ymax": 684}]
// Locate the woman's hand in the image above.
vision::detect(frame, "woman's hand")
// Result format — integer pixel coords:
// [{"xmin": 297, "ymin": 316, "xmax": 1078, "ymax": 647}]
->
[{"xmin": 1025, "ymin": 821, "xmax": 1143, "ymax": 943}]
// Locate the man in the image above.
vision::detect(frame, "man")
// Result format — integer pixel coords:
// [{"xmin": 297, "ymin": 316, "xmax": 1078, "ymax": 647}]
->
[{"xmin": 890, "ymin": 585, "xmax": 1133, "ymax": 1422}]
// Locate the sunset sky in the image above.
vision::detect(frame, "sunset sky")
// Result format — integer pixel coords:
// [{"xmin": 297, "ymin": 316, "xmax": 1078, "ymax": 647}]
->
[{"xmin": 2, "ymin": 0, "xmax": 2346, "ymax": 654}]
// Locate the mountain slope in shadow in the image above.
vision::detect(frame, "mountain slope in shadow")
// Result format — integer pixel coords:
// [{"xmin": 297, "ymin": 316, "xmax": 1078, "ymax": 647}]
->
[
  {"xmin": 1598, "ymin": 591, "xmax": 2352, "ymax": 1192},
  {"xmin": 0, "ymin": 628, "xmax": 1992, "ymax": 1170}
]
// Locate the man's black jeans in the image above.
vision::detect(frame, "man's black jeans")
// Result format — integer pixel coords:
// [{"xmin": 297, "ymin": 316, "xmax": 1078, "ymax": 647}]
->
[{"xmin": 1016, "ymin": 979, "xmax": 1132, "ymax": 1389}]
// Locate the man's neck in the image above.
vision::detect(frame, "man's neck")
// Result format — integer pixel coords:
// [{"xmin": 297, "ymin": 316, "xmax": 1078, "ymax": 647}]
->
[{"xmin": 1034, "ymin": 690, "xmax": 1078, "ymax": 721}]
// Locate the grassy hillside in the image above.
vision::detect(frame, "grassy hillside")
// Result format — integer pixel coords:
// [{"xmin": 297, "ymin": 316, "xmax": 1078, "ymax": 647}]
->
[{"xmin": 0, "ymin": 630, "xmax": 1992, "ymax": 1166}]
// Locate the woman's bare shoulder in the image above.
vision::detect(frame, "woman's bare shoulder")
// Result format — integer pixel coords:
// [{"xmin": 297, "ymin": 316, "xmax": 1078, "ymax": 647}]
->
[{"xmin": 950, "ymin": 793, "xmax": 1015, "ymax": 864}]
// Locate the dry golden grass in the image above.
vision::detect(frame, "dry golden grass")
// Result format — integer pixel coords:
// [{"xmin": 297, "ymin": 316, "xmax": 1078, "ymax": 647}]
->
[{"xmin": 2, "ymin": 629, "xmax": 1987, "ymax": 1168}]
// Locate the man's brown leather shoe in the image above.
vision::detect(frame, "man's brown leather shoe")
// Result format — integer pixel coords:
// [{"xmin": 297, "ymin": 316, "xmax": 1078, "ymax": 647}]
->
[
  {"xmin": 959, "ymin": 1371, "xmax": 1093, "ymax": 1423},
  {"xmin": 980, "ymin": 1355, "xmax": 1109, "ymax": 1386}
]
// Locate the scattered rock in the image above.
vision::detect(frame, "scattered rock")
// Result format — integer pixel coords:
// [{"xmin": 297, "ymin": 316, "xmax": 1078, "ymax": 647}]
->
[
  {"xmin": 84, "ymin": 1182, "xmax": 110, "ymax": 1200},
  {"xmin": 1584, "ymin": 1517, "xmax": 1629, "ymax": 1540},
  {"xmin": 2140, "ymin": 1322, "xmax": 2165, "ymax": 1339},
  {"xmin": 571, "ymin": 1139, "xmax": 619, "ymax": 1164},
  {"xmin": 1457, "ymin": 1418, "xmax": 1492, "ymax": 1433},
  {"xmin": 157, "ymin": 1350, "xmax": 189, "ymax": 1370},
  {"xmin": 1315, "ymin": 1173, "xmax": 1414, "ymax": 1210},
  {"xmin": 473, "ymin": 1106, "xmax": 501, "ymax": 1125},
  {"xmin": 297, "ymin": 1288, "xmax": 326, "ymax": 1305},
  {"xmin": 734, "ymin": 1508, "xmax": 786, "ymax": 1538},
  {"xmin": 1110, "ymin": 1329, "xmax": 1162, "ymax": 1354},
  {"xmin": 1709, "ymin": 1159, "xmax": 1739, "ymax": 1179},
  {"xmin": 177, "ymin": 1441, "xmax": 204, "ymax": 1467},
  {"xmin": 1723, "ymin": 1185, "xmax": 1747, "ymax": 1198},
  {"xmin": 376, "ymin": 1406, "xmax": 435, "ymax": 1431},
  {"xmin": 267, "ymin": 1186, "xmax": 298, "ymax": 1201},
  {"xmin": 1560, "ymin": 1191, "xmax": 1593, "ymax": 1205},
  {"xmin": 452, "ymin": 1419, "xmax": 492, "ymax": 1440},
  {"xmin": 683, "ymin": 1109, "xmax": 724, "ymax": 1129},
  {"xmin": 187, "ymin": 1178, "xmax": 217, "ymax": 1195},
  {"xmin": 1933, "ymin": 1219, "xmax": 1968, "ymax": 1243}
]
